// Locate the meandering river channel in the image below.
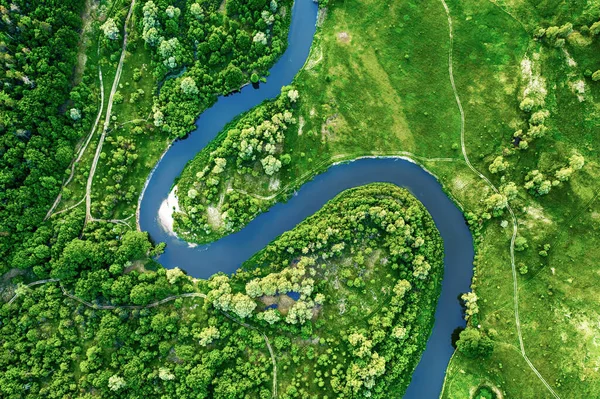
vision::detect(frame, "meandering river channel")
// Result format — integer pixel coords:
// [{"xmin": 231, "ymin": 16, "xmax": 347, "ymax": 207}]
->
[{"xmin": 139, "ymin": 1, "xmax": 474, "ymax": 397}]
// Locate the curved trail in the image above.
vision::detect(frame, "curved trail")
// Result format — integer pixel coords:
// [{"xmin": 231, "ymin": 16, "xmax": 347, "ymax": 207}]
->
[
  {"xmin": 45, "ymin": 67, "xmax": 105, "ymax": 220},
  {"xmin": 7, "ymin": 278, "xmax": 60, "ymax": 305},
  {"xmin": 220, "ymin": 311, "xmax": 278, "ymax": 397},
  {"xmin": 440, "ymin": 1, "xmax": 560, "ymax": 397},
  {"xmin": 265, "ymin": 334, "xmax": 278, "ymax": 398},
  {"xmin": 6, "ymin": 278, "xmax": 205, "ymax": 309},
  {"xmin": 61, "ymin": 287, "xmax": 206, "ymax": 310},
  {"xmin": 89, "ymin": 213, "xmax": 135, "ymax": 228},
  {"xmin": 85, "ymin": 0, "xmax": 136, "ymax": 223},
  {"xmin": 49, "ymin": 196, "xmax": 86, "ymax": 218}
]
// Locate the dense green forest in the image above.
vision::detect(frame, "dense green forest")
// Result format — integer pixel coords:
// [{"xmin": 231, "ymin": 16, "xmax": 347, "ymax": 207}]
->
[
  {"xmin": 1, "ymin": 184, "xmax": 444, "ymax": 398},
  {"xmin": 0, "ymin": 0, "xmax": 91, "ymax": 272},
  {"xmin": 143, "ymin": 0, "xmax": 293, "ymax": 138},
  {"xmin": 0, "ymin": 4, "xmax": 445, "ymax": 397},
  {"xmin": 84, "ymin": 0, "xmax": 295, "ymax": 222},
  {"xmin": 4, "ymin": 0, "xmax": 600, "ymax": 397},
  {"xmin": 0, "ymin": 0, "xmax": 296, "ymax": 272}
]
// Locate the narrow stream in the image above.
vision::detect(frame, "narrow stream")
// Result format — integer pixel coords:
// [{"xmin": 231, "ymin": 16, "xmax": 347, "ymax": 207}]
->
[{"xmin": 138, "ymin": 1, "xmax": 474, "ymax": 397}]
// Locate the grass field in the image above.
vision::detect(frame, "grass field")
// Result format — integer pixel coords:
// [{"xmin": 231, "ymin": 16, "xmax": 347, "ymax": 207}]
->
[{"xmin": 439, "ymin": 0, "xmax": 600, "ymax": 397}]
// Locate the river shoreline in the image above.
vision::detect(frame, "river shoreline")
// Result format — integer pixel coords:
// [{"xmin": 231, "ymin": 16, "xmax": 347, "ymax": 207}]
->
[{"xmin": 157, "ymin": 185, "xmax": 180, "ymax": 236}]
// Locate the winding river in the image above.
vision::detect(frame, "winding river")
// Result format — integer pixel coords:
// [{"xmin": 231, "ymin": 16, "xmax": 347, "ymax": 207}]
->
[{"xmin": 138, "ymin": 1, "xmax": 474, "ymax": 397}]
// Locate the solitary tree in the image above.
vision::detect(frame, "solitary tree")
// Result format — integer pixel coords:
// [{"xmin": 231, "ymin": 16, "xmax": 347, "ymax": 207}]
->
[
  {"xmin": 261, "ymin": 155, "xmax": 282, "ymax": 175},
  {"xmin": 231, "ymin": 293, "xmax": 256, "ymax": 319},
  {"xmin": 287, "ymin": 89, "xmax": 299, "ymax": 103},
  {"xmin": 108, "ymin": 375, "xmax": 126, "ymax": 391},
  {"xmin": 488, "ymin": 156, "xmax": 508, "ymax": 174},
  {"xmin": 569, "ymin": 153, "xmax": 585, "ymax": 170},
  {"xmin": 198, "ymin": 326, "xmax": 220, "ymax": 346},
  {"xmin": 190, "ymin": 3, "xmax": 203, "ymax": 19},
  {"xmin": 515, "ymin": 236, "xmax": 528, "ymax": 251},
  {"xmin": 519, "ymin": 97, "xmax": 535, "ymax": 112},
  {"xmin": 69, "ymin": 108, "xmax": 81, "ymax": 120},
  {"xmin": 253, "ymin": 31, "xmax": 267, "ymax": 45}
]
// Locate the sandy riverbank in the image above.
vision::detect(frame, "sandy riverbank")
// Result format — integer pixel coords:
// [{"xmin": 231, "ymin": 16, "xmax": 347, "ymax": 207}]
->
[{"xmin": 158, "ymin": 185, "xmax": 180, "ymax": 236}]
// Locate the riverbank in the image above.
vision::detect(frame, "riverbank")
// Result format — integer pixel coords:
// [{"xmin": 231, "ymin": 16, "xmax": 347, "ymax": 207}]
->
[{"xmin": 157, "ymin": 185, "xmax": 180, "ymax": 236}]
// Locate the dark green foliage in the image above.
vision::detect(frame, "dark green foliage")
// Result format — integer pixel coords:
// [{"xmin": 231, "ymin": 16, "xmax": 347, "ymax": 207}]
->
[
  {"xmin": 234, "ymin": 183, "xmax": 445, "ymax": 397},
  {"xmin": 456, "ymin": 327, "xmax": 494, "ymax": 359},
  {"xmin": 0, "ymin": 280, "xmax": 270, "ymax": 398},
  {"xmin": 140, "ymin": 0, "xmax": 294, "ymax": 137},
  {"xmin": 474, "ymin": 386, "xmax": 496, "ymax": 399},
  {"xmin": 0, "ymin": 0, "xmax": 90, "ymax": 272},
  {"xmin": 1, "ymin": 183, "xmax": 444, "ymax": 398}
]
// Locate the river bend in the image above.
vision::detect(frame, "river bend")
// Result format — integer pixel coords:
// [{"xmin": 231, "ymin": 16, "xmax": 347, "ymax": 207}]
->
[{"xmin": 138, "ymin": 1, "xmax": 474, "ymax": 397}]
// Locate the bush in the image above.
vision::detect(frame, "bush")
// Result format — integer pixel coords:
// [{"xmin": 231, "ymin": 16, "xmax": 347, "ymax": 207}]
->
[
  {"xmin": 457, "ymin": 327, "xmax": 494, "ymax": 359},
  {"xmin": 515, "ymin": 236, "xmax": 528, "ymax": 251}
]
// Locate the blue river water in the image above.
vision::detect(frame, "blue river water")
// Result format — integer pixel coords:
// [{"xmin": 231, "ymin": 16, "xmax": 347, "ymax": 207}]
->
[{"xmin": 138, "ymin": 1, "xmax": 474, "ymax": 397}]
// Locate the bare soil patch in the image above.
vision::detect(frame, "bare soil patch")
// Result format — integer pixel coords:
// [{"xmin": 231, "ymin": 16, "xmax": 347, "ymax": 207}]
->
[{"xmin": 337, "ymin": 31, "xmax": 351, "ymax": 43}]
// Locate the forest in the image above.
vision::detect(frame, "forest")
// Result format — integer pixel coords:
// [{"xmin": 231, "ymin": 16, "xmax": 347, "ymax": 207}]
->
[
  {"xmin": 3, "ymin": 0, "xmax": 599, "ymax": 397},
  {"xmin": 0, "ymin": 0, "xmax": 297, "ymax": 272},
  {"xmin": 0, "ymin": 2, "xmax": 447, "ymax": 397},
  {"xmin": 143, "ymin": 0, "xmax": 294, "ymax": 138},
  {"xmin": 79, "ymin": 0, "xmax": 296, "ymax": 224},
  {"xmin": 0, "ymin": 0, "xmax": 92, "ymax": 273},
  {"xmin": 1, "ymin": 183, "xmax": 444, "ymax": 398}
]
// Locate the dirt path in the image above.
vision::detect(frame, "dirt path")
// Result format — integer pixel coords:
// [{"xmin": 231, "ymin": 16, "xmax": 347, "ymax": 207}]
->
[
  {"xmin": 45, "ymin": 67, "xmax": 105, "ymax": 221},
  {"xmin": 264, "ymin": 333, "xmax": 278, "ymax": 398},
  {"xmin": 7, "ymin": 279, "xmax": 60, "ymax": 305},
  {"xmin": 61, "ymin": 287, "xmax": 206, "ymax": 310},
  {"xmin": 6, "ymin": 277, "xmax": 204, "ymax": 309},
  {"xmin": 439, "ymin": 1, "xmax": 560, "ymax": 397},
  {"xmin": 73, "ymin": 0, "xmax": 97, "ymax": 85},
  {"xmin": 89, "ymin": 213, "xmax": 135, "ymax": 228},
  {"xmin": 85, "ymin": 0, "xmax": 136, "ymax": 223},
  {"xmin": 220, "ymin": 311, "xmax": 278, "ymax": 398}
]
